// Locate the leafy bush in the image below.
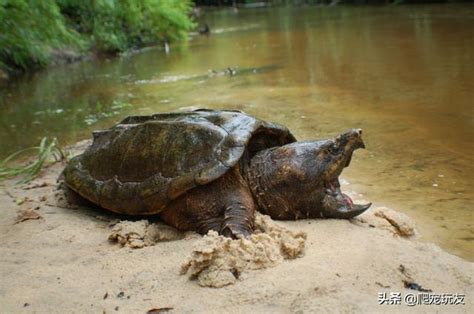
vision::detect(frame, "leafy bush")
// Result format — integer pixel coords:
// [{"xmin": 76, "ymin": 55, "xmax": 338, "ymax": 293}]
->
[
  {"xmin": 0, "ymin": 0, "xmax": 194, "ymax": 72},
  {"xmin": 0, "ymin": 0, "xmax": 82, "ymax": 71},
  {"xmin": 58, "ymin": 0, "xmax": 195, "ymax": 52}
]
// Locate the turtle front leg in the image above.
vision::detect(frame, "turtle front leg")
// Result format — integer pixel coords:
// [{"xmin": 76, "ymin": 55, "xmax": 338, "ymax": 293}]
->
[
  {"xmin": 218, "ymin": 166, "xmax": 255, "ymax": 238},
  {"xmin": 217, "ymin": 166, "xmax": 255, "ymax": 238},
  {"xmin": 159, "ymin": 165, "xmax": 255, "ymax": 238}
]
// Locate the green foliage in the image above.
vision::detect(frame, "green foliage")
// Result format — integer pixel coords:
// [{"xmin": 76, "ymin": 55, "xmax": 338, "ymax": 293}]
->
[
  {"xmin": 0, "ymin": 0, "xmax": 194, "ymax": 72},
  {"xmin": 0, "ymin": 0, "xmax": 82, "ymax": 71},
  {"xmin": 59, "ymin": 0, "xmax": 195, "ymax": 52},
  {"xmin": 0, "ymin": 137, "xmax": 65, "ymax": 184}
]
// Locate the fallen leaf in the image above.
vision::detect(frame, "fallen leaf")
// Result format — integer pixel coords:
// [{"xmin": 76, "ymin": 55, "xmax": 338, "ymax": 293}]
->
[
  {"xmin": 15, "ymin": 209, "xmax": 42, "ymax": 224},
  {"xmin": 15, "ymin": 198, "xmax": 27, "ymax": 205}
]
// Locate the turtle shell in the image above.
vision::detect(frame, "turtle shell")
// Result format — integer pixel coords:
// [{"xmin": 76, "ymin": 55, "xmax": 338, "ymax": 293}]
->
[{"xmin": 63, "ymin": 109, "xmax": 296, "ymax": 215}]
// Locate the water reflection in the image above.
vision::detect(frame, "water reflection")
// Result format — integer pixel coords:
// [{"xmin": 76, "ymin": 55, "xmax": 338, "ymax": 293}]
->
[{"xmin": 0, "ymin": 4, "xmax": 473, "ymax": 260}]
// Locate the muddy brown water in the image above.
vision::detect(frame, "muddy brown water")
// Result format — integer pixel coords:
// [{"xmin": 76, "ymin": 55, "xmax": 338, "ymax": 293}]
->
[{"xmin": 0, "ymin": 5, "xmax": 472, "ymax": 260}]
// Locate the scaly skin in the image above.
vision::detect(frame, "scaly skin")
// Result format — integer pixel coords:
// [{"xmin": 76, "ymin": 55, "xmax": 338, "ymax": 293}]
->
[
  {"xmin": 247, "ymin": 129, "xmax": 371, "ymax": 220},
  {"xmin": 159, "ymin": 165, "xmax": 255, "ymax": 238}
]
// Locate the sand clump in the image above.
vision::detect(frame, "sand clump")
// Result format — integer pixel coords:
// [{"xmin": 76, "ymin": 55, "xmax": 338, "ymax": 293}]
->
[
  {"xmin": 107, "ymin": 212, "xmax": 306, "ymax": 288},
  {"xmin": 108, "ymin": 220, "xmax": 183, "ymax": 248},
  {"xmin": 180, "ymin": 213, "xmax": 306, "ymax": 288},
  {"xmin": 355, "ymin": 206, "xmax": 417, "ymax": 238},
  {"xmin": 373, "ymin": 207, "xmax": 417, "ymax": 237}
]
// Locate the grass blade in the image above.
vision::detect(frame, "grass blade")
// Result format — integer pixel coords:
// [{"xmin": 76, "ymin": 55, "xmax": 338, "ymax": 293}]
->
[{"xmin": 0, "ymin": 137, "xmax": 66, "ymax": 184}]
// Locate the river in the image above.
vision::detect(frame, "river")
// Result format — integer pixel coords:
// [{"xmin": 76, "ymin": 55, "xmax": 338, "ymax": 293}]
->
[{"xmin": 1, "ymin": 4, "xmax": 472, "ymax": 260}]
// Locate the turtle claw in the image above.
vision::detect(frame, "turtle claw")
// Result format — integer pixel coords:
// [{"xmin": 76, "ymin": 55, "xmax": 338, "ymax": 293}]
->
[{"xmin": 220, "ymin": 224, "xmax": 251, "ymax": 239}]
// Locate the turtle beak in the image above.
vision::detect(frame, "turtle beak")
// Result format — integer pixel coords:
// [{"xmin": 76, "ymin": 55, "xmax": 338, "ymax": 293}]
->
[
  {"xmin": 322, "ymin": 191, "xmax": 372, "ymax": 219},
  {"xmin": 330, "ymin": 202, "xmax": 372, "ymax": 219}
]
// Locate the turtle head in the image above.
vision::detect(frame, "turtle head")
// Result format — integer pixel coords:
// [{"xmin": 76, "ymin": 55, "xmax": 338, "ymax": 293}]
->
[
  {"xmin": 248, "ymin": 128, "xmax": 371, "ymax": 220},
  {"xmin": 314, "ymin": 129, "xmax": 371, "ymax": 218},
  {"xmin": 316, "ymin": 129, "xmax": 365, "ymax": 181}
]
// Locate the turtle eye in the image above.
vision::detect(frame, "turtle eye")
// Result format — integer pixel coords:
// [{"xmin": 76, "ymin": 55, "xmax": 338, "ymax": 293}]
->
[{"xmin": 328, "ymin": 143, "xmax": 339, "ymax": 155}]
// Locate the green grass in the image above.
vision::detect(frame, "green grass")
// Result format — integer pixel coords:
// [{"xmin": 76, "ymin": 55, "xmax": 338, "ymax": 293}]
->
[{"xmin": 0, "ymin": 137, "xmax": 66, "ymax": 184}]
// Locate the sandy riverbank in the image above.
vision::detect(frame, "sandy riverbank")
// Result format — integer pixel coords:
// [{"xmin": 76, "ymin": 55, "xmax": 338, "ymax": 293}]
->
[{"xmin": 0, "ymin": 141, "xmax": 472, "ymax": 313}]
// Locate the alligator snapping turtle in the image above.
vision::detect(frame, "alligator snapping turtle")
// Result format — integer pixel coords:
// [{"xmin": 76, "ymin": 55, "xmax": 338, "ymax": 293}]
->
[{"xmin": 62, "ymin": 109, "xmax": 371, "ymax": 238}]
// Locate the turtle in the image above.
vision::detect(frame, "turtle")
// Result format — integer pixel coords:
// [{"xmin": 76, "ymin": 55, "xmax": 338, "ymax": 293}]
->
[{"xmin": 62, "ymin": 109, "xmax": 371, "ymax": 238}]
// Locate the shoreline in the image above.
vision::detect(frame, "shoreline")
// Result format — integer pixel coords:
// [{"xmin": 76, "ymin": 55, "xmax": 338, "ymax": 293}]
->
[
  {"xmin": 0, "ymin": 141, "xmax": 472, "ymax": 312},
  {"xmin": 0, "ymin": 45, "xmax": 158, "ymax": 83}
]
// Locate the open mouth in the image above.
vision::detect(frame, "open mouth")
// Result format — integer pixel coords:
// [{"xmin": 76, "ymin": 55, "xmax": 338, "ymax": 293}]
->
[
  {"xmin": 321, "ymin": 128, "xmax": 370, "ymax": 218},
  {"xmin": 324, "ymin": 178, "xmax": 371, "ymax": 218}
]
